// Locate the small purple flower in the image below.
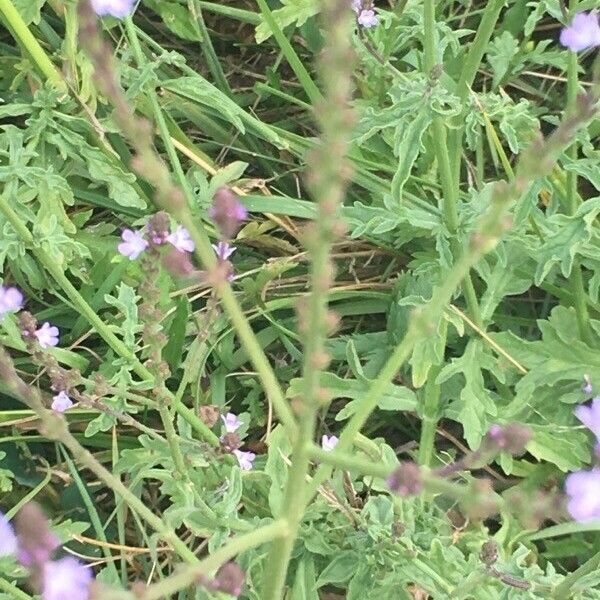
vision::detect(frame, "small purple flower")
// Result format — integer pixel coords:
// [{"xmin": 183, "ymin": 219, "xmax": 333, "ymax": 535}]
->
[
  {"xmin": 321, "ymin": 435, "xmax": 339, "ymax": 452},
  {"xmin": 0, "ymin": 285, "xmax": 23, "ymax": 318},
  {"xmin": 90, "ymin": 0, "xmax": 135, "ymax": 19},
  {"xmin": 575, "ymin": 397, "xmax": 600, "ymax": 441},
  {"xmin": 118, "ymin": 229, "xmax": 148, "ymax": 260},
  {"xmin": 233, "ymin": 449, "xmax": 256, "ymax": 471},
  {"xmin": 212, "ymin": 241, "xmax": 236, "ymax": 261},
  {"xmin": 52, "ymin": 392, "xmax": 73, "ymax": 413},
  {"xmin": 358, "ymin": 9, "xmax": 378, "ymax": 28},
  {"xmin": 0, "ymin": 512, "xmax": 17, "ymax": 557},
  {"xmin": 351, "ymin": 0, "xmax": 362, "ymax": 13},
  {"xmin": 42, "ymin": 557, "xmax": 93, "ymax": 600},
  {"xmin": 565, "ymin": 469, "xmax": 600, "ymax": 522},
  {"xmin": 34, "ymin": 323, "xmax": 59, "ymax": 349},
  {"xmin": 560, "ymin": 11, "xmax": 600, "ymax": 52},
  {"xmin": 209, "ymin": 187, "xmax": 248, "ymax": 239},
  {"xmin": 582, "ymin": 375, "xmax": 593, "ymax": 395},
  {"xmin": 167, "ymin": 226, "xmax": 195, "ymax": 253},
  {"xmin": 222, "ymin": 412, "xmax": 242, "ymax": 433},
  {"xmin": 15, "ymin": 503, "xmax": 60, "ymax": 568}
]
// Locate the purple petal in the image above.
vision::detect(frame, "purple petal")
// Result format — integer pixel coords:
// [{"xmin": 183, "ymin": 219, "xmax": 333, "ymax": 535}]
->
[{"xmin": 42, "ymin": 557, "xmax": 93, "ymax": 600}]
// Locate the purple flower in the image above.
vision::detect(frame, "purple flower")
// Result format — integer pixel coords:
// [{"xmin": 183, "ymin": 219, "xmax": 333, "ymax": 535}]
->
[
  {"xmin": 34, "ymin": 323, "xmax": 59, "ymax": 349},
  {"xmin": 358, "ymin": 9, "xmax": 378, "ymax": 28},
  {"xmin": 209, "ymin": 187, "xmax": 248, "ymax": 239},
  {"xmin": 212, "ymin": 241, "xmax": 236, "ymax": 261},
  {"xmin": 321, "ymin": 435, "xmax": 339, "ymax": 452},
  {"xmin": 222, "ymin": 412, "xmax": 242, "ymax": 433},
  {"xmin": 118, "ymin": 229, "xmax": 148, "ymax": 260},
  {"xmin": 42, "ymin": 557, "xmax": 93, "ymax": 600},
  {"xmin": 0, "ymin": 512, "xmax": 17, "ymax": 557},
  {"xmin": 351, "ymin": 0, "xmax": 362, "ymax": 13},
  {"xmin": 90, "ymin": 0, "xmax": 135, "ymax": 19},
  {"xmin": 560, "ymin": 11, "xmax": 600, "ymax": 52},
  {"xmin": 575, "ymin": 397, "xmax": 600, "ymax": 441},
  {"xmin": 233, "ymin": 450, "xmax": 256, "ymax": 471},
  {"xmin": 52, "ymin": 392, "xmax": 73, "ymax": 413},
  {"xmin": 565, "ymin": 469, "xmax": 600, "ymax": 522},
  {"xmin": 0, "ymin": 285, "xmax": 23, "ymax": 318},
  {"xmin": 167, "ymin": 226, "xmax": 195, "ymax": 253},
  {"xmin": 15, "ymin": 503, "xmax": 60, "ymax": 568}
]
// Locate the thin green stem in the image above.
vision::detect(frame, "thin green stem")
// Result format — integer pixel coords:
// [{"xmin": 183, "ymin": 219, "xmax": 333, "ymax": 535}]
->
[
  {"xmin": 0, "ymin": 0, "xmax": 65, "ymax": 90},
  {"xmin": 140, "ymin": 520, "xmax": 289, "ymax": 600},
  {"xmin": 117, "ymin": 17, "xmax": 297, "ymax": 436},
  {"xmin": 189, "ymin": 0, "xmax": 232, "ymax": 96},
  {"xmin": 262, "ymin": 2, "xmax": 354, "ymax": 597},
  {"xmin": 255, "ymin": 0, "xmax": 322, "ymax": 104},
  {"xmin": 449, "ymin": 0, "xmax": 505, "ymax": 180},
  {"xmin": 423, "ymin": 0, "xmax": 482, "ymax": 326},
  {"xmin": 552, "ymin": 550, "xmax": 600, "ymax": 598},
  {"xmin": 0, "ymin": 578, "xmax": 31, "ymax": 600},
  {"xmin": 564, "ymin": 0, "xmax": 593, "ymax": 346},
  {"xmin": 418, "ymin": 364, "xmax": 442, "ymax": 466},
  {"xmin": 0, "ymin": 347, "xmax": 198, "ymax": 565}
]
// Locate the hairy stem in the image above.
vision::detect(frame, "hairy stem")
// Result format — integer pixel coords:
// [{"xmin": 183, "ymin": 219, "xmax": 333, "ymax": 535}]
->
[{"xmin": 261, "ymin": 1, "xmax": 354, "ymax": 597}]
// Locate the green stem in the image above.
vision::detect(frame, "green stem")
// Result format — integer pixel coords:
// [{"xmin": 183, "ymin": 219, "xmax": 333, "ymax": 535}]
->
[
  {"xmin": 255, "ymin": 0, "xmax": 322, "ymax": 104},
  {"xmin": 564, "ymin": 0, "xmax": 593, "ymax": 346},
  {"xmin": 449, "ymin": 0, "xmax": 505, "ymax": 180},
  {"xmin": 423, "ymin": 0, "xmax": 482, "ymax": 326},
  {"xmin": 418, "ymin": 364, "xmax": 442, "ymax": 466},
  {"xmin": 0, "ymin": 578, "xmax": 31, "ymax": 600},
  {"xmin": 189, "ymin": 0, "xmax": 232, "ymax": 96},
  {"xmin": 140, "ymin": 520, "xmax": 289, "ymax": 600},
  {"xmin": 0, "ymin": 0, "xmax": 65, "ymax": 90},
  {"xmin": 552, "ymin": 550, "xmax": 600, "ymax": 598},
  {"xmin": 262, "ymin": 2, "xmax": 354, "ymax": 597}
]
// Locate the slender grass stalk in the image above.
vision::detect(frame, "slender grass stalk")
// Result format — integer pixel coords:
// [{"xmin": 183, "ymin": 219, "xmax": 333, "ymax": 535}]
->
[
  {"xmin": 189, "ymin": 0, "xmax": 232, "ymax": 96},
  {"xmin": 261, "ymin": 2, "xmax": 354, "ymax": 597},
  {"xmin": 0, "ymin": 0, "xmax": 65, "ymax": 90},
  {"xmin": 255, "ymin": 0, "xmax": 322, "ymax": 104},
  {"xmin": 0, "ymin": 578, "xmax": 31, "ymax": 600}
]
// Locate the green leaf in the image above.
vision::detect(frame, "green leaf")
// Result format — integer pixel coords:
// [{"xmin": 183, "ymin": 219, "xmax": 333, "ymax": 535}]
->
[
  {"xmin": 316, "ymin": 551, "xmax": 361, "ymax": 587},
  {"xmin": 255, "ymin": 0, "xmax": 318, "ymax": 43},
  {"xmin": 486, "ymin": 32, "xmax": 519, "ymax": 87},
  {"xmin": 13, "ymin": 0, "xmax": 46, "ymax": 24},
  {"xmin": 163, "ymin": 295, "xmax": 190, "ymax": 371},
  {"xmin": 157, "ymin": 3, "xmax": 201, "ymax": 41}
]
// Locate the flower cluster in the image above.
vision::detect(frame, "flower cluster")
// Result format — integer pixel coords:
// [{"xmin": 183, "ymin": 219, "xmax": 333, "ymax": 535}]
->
[
  {"xmin": 118, "ymin": 220, "xmax": 195, "ymax": 260},
  {"xmin": 560, "ymin": 11, "xmax": 600, "ymax": 52},
  {"xmin": 565, "ymin": 387, "xmax": 600, "ymax": 522},
  {"xmin": 0, "ymin": 503, "xmax": 93, "ymax": 600},
  {"xmin": 220, "ymin": 412, "xmax": 255, "ymax": 471},
  {"xmin": 90, "ymin": 0, "xmax": 135, "ymax": 19},
  {"xmin": 351, "ymin": 0, "xmax": 379, "ymax": 29}
]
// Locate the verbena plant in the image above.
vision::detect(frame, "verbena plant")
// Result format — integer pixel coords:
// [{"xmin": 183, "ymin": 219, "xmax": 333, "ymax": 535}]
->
[{"xmin": 0, "ymin": 0, "xmax": 599, "ymax": 598}]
